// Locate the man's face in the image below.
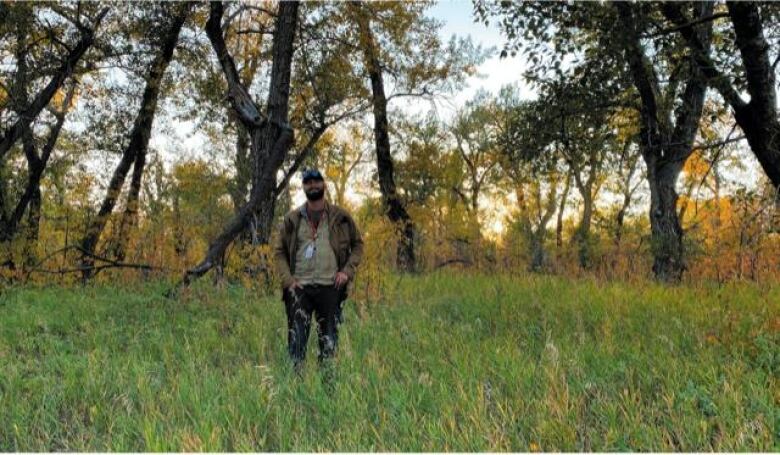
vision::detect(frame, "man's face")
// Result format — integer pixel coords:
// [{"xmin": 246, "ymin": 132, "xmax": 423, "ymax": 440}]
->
[{"xmin": 303, "ymin": 178, "xmax": 325, "ymax": 201}]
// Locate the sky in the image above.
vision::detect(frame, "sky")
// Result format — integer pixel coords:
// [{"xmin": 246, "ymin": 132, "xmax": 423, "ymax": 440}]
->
[
  {"xmin": 405, "ymin": 0, "xmax": 535, "ymax": 118},
  {"xmin": 428, "ymin": 0, "xmax": 532, "ymax": 104}
]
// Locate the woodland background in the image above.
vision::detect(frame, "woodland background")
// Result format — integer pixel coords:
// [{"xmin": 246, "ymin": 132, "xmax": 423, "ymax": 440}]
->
[
  {"xmin": 0, "ymin": 1, "xmax": 779, "ymax": 451},
  {"xmin": 1, "ymin": 1, "xmax": 779, "ymax": 291}
]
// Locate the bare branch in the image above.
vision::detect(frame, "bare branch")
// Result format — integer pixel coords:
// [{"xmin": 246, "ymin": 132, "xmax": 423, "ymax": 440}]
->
[
  {"xmin": 235, "ymin": 27, "xmax": 273, "ymax": 36},
  {"xmin": 206, "ymin": 1, "xmax": 267, "ymax": 129},
  {"xmin": 275, "ymin": 124, "xmax": 328, "ymax": 194},
  {"xmin": 643, "ymin": 12, "xmax": 730, "ymax": 38}
]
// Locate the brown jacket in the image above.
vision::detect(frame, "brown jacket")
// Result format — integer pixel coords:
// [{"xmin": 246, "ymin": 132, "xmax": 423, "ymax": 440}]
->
[{"xmin": 273, "ymin": 200, "xmax": 364, "ymax": 296}]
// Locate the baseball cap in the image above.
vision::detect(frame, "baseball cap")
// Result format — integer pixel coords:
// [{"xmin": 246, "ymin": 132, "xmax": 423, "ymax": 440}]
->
[{"xmin": 302, "ymin": 168, "xmax": 324, "ymax": 183}]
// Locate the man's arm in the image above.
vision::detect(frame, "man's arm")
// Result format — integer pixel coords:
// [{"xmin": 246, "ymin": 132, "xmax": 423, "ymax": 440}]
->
[
  {"xmin": 273, "ymin": 218, "xmax": 295, "ymax": 289},
  {"xmin": 340, "ymin": 214, "xmax": 364, "ymax": 281}
]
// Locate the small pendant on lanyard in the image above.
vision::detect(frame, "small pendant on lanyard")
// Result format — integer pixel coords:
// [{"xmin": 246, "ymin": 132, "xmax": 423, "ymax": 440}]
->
[
  {"xmin": 304, "ymin": 215, "xmax": 318, "ymax": 260},
  {"xmin": 304, "ymin": 243, "xmax": 315, "ymax": 259}
]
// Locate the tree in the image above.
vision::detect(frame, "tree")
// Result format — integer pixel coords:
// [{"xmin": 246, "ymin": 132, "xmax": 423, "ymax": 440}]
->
[
  {"xmin": 79, "ymin": 3, "xmax": 193, "ymax": 281},
  {"xmin": 661, "ymin": 2, "xmax": 780, "ymax": 193},
  {"xmin": 495, "ymin": 94, "xmax": 562, "ymax": 271},
  {"xmin": 176, "ymin": 1, "xmax": 298, "ymax": 288},
  {"xmin": 1, "ymin": 4, "xmax": 116, "ymax": 275},
  {"xmin": 345, "ymin": 1, "xmax": 487, "ymax": 272},
  {"xmin": 614, "ymin": 1, "xmax": 714, "ymax": 282},
  {"xmin": 349, "ymin": 1, "xmax": 417, "ymax": 272},
  {"xmin": 534, "ymin": 79, "xmax": 615, "ymax": 269},
  {"xmin": 476, "ymin": 1, "xmax": 715, "ymax": 281},
  {"xmin": 449, "ymin": 91, "xmax": 504, "ymax": 218},
  {"xmin": 0, "ymin": 4, "xmax": 108, "ymax": 165}
]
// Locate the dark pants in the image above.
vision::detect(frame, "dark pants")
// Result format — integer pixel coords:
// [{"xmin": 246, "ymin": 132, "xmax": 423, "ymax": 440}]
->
[{"xmin": 283, "ymin": 284, "xmax": 343, "ymax": 366}]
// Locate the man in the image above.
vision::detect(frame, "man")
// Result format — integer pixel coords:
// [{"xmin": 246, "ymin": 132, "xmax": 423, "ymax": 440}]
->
[{"xmin": 273, "ymin": 168, "xmax": 363, "ymax": 368}]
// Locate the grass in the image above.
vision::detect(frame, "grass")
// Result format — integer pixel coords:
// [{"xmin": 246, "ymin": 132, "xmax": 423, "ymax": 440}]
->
[{"xmin": 0, "ymin": 272, "xmax": 777, "ymax": 451}]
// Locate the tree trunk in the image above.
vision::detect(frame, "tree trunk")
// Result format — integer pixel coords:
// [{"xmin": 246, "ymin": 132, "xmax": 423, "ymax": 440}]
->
[
  {"xmin": 645, "ymin": 155, "xmax": 686, "ymax": 282},
  {"xmin": 614, "ymin": 188, "xmax": 630, "ymax": 252},
  {"xmin": 732, "ymin": 108, "xmax": 780, "ymax": 190},
  {"xmin": 1, "ymin": 27, "xmax": 76, "ymax": 267},
  {"xmin": 230, "ymin": 125, "xmax": 251, "ymax": 212},
  {"xmin": 616, "ymin": 1, "xmax": 711, "ymax": 282},
  {"xmin": 9, "ymin": 85, "xmax": 73, "ymax": 240},
  {"xmin": 575, "ymin": 191, "xmax": 594, "ymax": 269},
  {"xmin": 614, "ymin": 149, "xmax": 639, "ymax": 252},
  {"xmin": 173, "ymin": 1, "xmax": 298, "ymax": 291},
  {"xmin": 79, "ymin": 5, "xmax": 191, "ymax": 282},
  {"xmin": 526, "ymin": 176, "xmax": 558, "ymax": 273},
  {"xmin": 111, "ymin": 140, "xmax": 147, "ymax": 262},
  {"xmin": 22, "ymin": 187, "xmax": 41, "ymax": 267},
  {"xmin": 529, "ymin": 231, "xmax": 545, "ymax": 272},
  {"xmin": 253, "ymin": 192, "xmax": 277, "ymax": 246},
  {"xmin": 0, "ymin": 8, "xmax": 107, "ymax": 163},
  {"xmin": 352, "ymin": 1, "xmax": 416, "ymax": 272},
  {"xmin": 556, "ymin": 171, "xmax": 571, "ymax": 248},
  {"xmin": 727, "ymin": 1, "xmax": 779, "ymax": 189}
]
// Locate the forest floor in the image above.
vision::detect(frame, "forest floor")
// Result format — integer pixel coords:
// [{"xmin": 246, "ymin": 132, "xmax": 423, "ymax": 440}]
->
[{"xmin": 0, "ymin": 272, "xmax": 777, "ymax": 451}]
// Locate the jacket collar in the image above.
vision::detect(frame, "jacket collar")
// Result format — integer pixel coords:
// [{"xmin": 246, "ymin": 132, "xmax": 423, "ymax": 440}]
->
[{"xmin": 298, "ymin": 199, "xmax": 336, "ymax": 222}]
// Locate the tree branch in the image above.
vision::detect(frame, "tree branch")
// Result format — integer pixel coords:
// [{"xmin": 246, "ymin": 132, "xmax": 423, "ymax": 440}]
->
[
  {"xmin": 0, "ymin": 7, "xmax": 108, "ymax": 164},
  {"xmin": 643, "ymin": 12, "xmax": 729, "ymax": 38},
  {"xmin": 661, "ymin": 2, "xmax": 747, "ymax": 111},
  {"xmin": 275, "ymin": 124, "xmax": 328, "ymax": 194},
  {"xmin": 206, "ymin": 1, "xmax": 267, "ymax": 130}
]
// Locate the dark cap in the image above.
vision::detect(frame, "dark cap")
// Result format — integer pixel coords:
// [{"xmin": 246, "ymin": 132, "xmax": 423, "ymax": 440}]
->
[{"xmin": 302, "ymin": 168, "xmax": 324, "ymax": 183}]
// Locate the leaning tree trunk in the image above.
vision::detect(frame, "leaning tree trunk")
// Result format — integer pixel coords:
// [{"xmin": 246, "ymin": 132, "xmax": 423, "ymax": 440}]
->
[
  {"xmin": 172, "ymin": 1, "xmax": 298, "ymax": 291},
  {"xmin": 352, "ymin": 1, "xmax": 416, "ymax": 272},
  {"xmin": 727, "ymin": 1, "xmax": 780, "ymax": 192},
  {"xmin": 732, "ymin": 108, "xmax": 780, "ymax": 195},
  {"xmin": 0, "ymin": 8, "xmax": 107, "ymax": 164},
  {"xmin": 1, "ymin": 26, "xmax": 76, "ymax": 269},
  {"xmin": 79, "ymin": 5, "xmax": 191, "ymax": 282},
  {"xmin": 111, "ymin": 125, "xmax": 150, "ymax": 263},
  {"xmin": 9, "ymin": 84, "xmax": 74, "ymax": 242}
]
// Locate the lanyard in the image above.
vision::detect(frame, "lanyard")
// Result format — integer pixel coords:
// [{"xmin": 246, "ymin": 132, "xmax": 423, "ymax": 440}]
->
[
  {"xmin": 307, "ymin": 218, "xmax": 318, "ymax": 241},
  {"xmin": 306, "ymin": 212, "xmax": 325, "ymax": 242}
]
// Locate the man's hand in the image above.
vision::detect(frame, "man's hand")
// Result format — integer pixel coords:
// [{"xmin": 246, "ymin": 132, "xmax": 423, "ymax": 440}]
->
[
  {"xmin": 334, "ymin": 271, "xmax": 349, "ymax": 289},
  {"xmin": 287, "ymin": 280, "xmax": 302, "ymax": 294}
]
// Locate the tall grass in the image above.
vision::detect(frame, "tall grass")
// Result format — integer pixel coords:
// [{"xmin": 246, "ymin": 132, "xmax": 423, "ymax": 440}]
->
[{"xmin": 0, "ymin": 273, "xmax": 777, "ymax": 451}]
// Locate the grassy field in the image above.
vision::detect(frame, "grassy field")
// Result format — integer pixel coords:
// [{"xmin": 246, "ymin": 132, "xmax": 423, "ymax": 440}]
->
[{"xmin": 0, "ymin": 273, "xmax": 777, "ymax": 451}]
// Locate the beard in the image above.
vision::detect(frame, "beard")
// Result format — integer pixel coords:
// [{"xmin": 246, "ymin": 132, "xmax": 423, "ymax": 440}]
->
[{"xmin": 305, "ymin": 188, "xmax": 324, "ymax": 201}]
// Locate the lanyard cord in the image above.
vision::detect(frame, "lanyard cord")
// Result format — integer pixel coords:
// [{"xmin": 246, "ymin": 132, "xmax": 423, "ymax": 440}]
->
[
  {"xmin": 306, "ymin": 211, "xmax": 325, "ymax": 242},
  {"xmin": 308, "ymin": 218, "xmax": 318, "ymax": 241}
]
